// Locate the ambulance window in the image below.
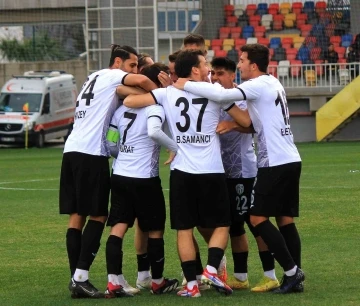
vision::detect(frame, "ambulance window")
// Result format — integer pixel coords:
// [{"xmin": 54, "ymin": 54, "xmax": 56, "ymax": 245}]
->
[{"xmin": 42, "ymin": 93, "xmax": 50, "ymax": 114}]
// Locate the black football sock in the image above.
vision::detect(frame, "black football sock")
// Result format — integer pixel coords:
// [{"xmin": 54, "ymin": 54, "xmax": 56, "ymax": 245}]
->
[
  {"xmin": 255, "ymin": 220, "xmax": 295, "ymax": 271},
  {"xmin": 259, "ymin": 250, "xmax": 275, "ymax": 272},
  {"xmin": 279, "ymin": 223, "xmax": 301, "ymax": 269},
  {"xmin": 207, "ymin": 247, "xmax": 224, "ymax": 270},
  {"xmin": 148, "ymin": 238, "xmax": 165, "ymax": 280},
  {"xmin": 76, "ymin": 220, "xmax": 105, "ymax": 271},
  {"xmin": 137, "ymin": 253, "xmax": 150, "ymax": 272},
  {"xmin": 195, "ymin": 252, "xmax": 203, "ymax": 276},
  {"xmin": 232, "ymin": 251, "xmax": 248, "ymax": 273},
  {"xmin": 106, "ymin": 235, "xmax": 123, "ymax": 275},
  {"xmin": 66, "ymin": 228, "xmax": 82, "ymax": 277},
  {"xmin": 181, "ymin": 260, "xmax": 197, "ymax": 283}
]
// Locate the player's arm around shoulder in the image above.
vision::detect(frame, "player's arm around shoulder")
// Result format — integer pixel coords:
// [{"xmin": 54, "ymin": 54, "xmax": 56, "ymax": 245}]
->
[
  {"xmin": 123, "ymin": 87, "xmax": 165, "ymax": 109},
  {"xmin": 122, "ymin": 73, "xmax": 158, "ymax": 92},
  {"xmin": 116, "ymin": 85, "xmax": 147, "ymax": 99}
]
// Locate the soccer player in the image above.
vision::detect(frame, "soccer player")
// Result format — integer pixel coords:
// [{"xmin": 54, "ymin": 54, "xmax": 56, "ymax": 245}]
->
[
  {"xmin": 173, "ymin": 43, "xmax": 305, "ymax": 294},
  {"xmin": 123, "ymin": 49, "xmax": 252, "ymax": 298},
  {"xmin": 211, "ymin": 57, "xmax": 280, "ymax": 292},
  {"xmin": 137, "ymin": 52, "xmax": 154, "ymax": 73},
  {"xmin": 168, "ymin": 50, "xmax": 181, "ymax": 84},
  {"xmin": 59, "ymin": 44, "xmax": 157, "ymax": 299},
  {"xmin": 183, "ymin": 34, "xmax": 207, "ymax": 55},
  {"xmin": 104, "ymin": 63, "xmax": 179, "ymax": 297}
]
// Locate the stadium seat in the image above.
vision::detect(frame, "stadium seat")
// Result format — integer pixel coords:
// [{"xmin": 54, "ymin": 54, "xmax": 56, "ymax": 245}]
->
[
  {"xmin": 246, "ymin": 37, "xmax": 258, "ymax": 44},
  {"xmin": 242, "ymin": 26, "xmax": 254, "ymax": 39},
  {"xmin": 219, "ymin": 27, "xmax": 231, "ymax": 39},
  {"xmin": 303, "ymin": 1, "xmax": 315, "ymax": 14},
  {"xmin": 254, "ymin": 25, "xmax": 266, "ymax": 38},
  {"xmin": 234, "ymin": 4, "xmax": 245, "ymax": 18},
  {"xmin": 246, "ymin": 4, "xmax": 257, "ymax": 16},
  {"xmin": 237, "ymin": 15, "xmax": 249, "ymax": 28},
  {"xmin": 290, "ymin": 60, "xmax": 302, "ymax": 76},
  {"xmin": 282, "ymin": 37, "xmax": 293, "ymax": 49},
  {"xmin": 341, "ymin": 34, "xmax": 353, "ymax": 48},
  {"xmin": 230, "ymin": 27, "xmax": 242, "ymax": 39},
  {"xmin": 257, "ymin": 3, "xmax": 268, "ymax": 16},
  {"xmin": 261, "ymin": 14, "xmax": 273, "ymax": 30},
  {"xmin": 273, "ymin": 15, "xmax": 284, "ymax": 31},
  {"xmin": 205, "ymin": 39, "xmax": 211, "ymax": 49},
  {"xmin": 249, "ymin": 15, "xmax": 261, "ymax": 27},
  {"xmin": 214, "ymin": 49, "xmax": 228, "ymax": 57},
  {"xmin": 330, "ymin": 36, "xmax": 342, "ymax": 48},
  {"xmin": 270, "ymin": 37, "xmax": 281, "ymax": 49},
  {"xmin": 301, "ymin": 24, "xmax": 313, "ymax": 37},
  {"xmin": 227, "ymin": 48, "xmax": 239, "ymax": 63},
  {"xmin": 296, "ymin": 13, "xmax": 307, "ymax": 29},
  {"xmin": 292, "ymin": 2, "xmax": 303, "ymax": 15},
  {"xmin": 319, "ymin": 12, "xmax": 332, "ymax": 26},
  {"xmin": 335, "ymin": 46, "xmax": 346, "ymax": 59},
  {"xmin": 269, "ymin": 47, "xmax": 274, "ymax": 59},
  {"xmin": 224, "ymin": 4, "xmax": 235, "ymax": 17},
  {"xmin": 310, "ymin": 46, "xmax": 322, "ymax": 61},
  {"xmin": 211, "ymin": 39, "xmax": 223, "ymax": 51},
  {"xmin": 258, "ymin": 37, "xmax": 270, "ymax": 47},
  {"xmin": 273, "ymin": 47, "xmax": 287, "ymax": 62},
  {"xmin": 315, "ymin": 1, "xmax": 327, "ymax": 14},
  {"xmin": 286, "ymin": 48, "xmax": 298, "ymax": 61},
  {"xmin": 304, "ymin": 69, "xmax": 316, "ymax": 86},
  {"xmin": 268, "ymin": 3, "xmax": 279, "ymax": 16},
  {"xmin": 268, "ymin": 60, "xmax": 278, "ymax": 77},
  {"xmin": 226, "ymin": 16, "xmax": 238, "ymax": 27},
  {"xmin": 284, "ymin": 13, "xmax": 296, "ymax": 28},
  {"xmin": 278, "ymin": 60, "xmax": 290, "ymax": 77},
  {"xmin": 206, "ymin": 49, "xmax": 215, "ymax": 58},
  {"xmin": 234, "ymin": 38, "xmax": 246, "ymax": 50},
  {"xmin": 280, "ymin": 2, "xmax": 291, "ymax": 15},
  {"xmin": 338, "ymin": 66, "xmax": 350, "ymax": 85},
  {"xmin": 223, "ymin": 38, "xmax": 235, "ymax": 47}
]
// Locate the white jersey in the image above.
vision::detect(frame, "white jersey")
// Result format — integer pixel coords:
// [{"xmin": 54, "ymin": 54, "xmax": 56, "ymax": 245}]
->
[
  {"xmin": 219, "ymin": 101, "xmax": 257, "ymax": 178},
  {"xmin": 111, "ymin": 105, "xmax": 165, "ymax": 178},
  {"xmin": 184, "ymin": 75, "xmax": 301, "ymax": 168},
  {"xmin": 151, "ymin": 85, "xmax": 233, "ymax": 174},
  {"xmin": 64, "ymin": 69, "xmax": 127, "ymax": 156}
]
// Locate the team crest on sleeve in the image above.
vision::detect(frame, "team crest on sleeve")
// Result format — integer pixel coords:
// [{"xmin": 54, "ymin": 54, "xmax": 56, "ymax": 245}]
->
[{"xmin": 236, "ymin": 184, "xmax": 244, "ymax": 195}]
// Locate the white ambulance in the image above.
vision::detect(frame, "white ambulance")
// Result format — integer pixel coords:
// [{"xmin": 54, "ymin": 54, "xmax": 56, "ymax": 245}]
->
[{"xmin": 0, "ymin": 71, "xmax": 77, "ymax": 147}]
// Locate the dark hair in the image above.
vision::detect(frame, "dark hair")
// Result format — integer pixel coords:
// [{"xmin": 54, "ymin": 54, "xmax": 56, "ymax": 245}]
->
[
  {"xmin": 183, "ymin": 34, "xmax": 205, "ymax": 47},
  {"xmin": 141, "ymin": 63, "xmax": 169, "ymax": 88},
  {"xmin": 109, "ymin": 44, "xmax": 138, "ymax": 67},
  {"xmin": 240, "ymin": 44, "xmax": 269, "ymax": 73},
  {"xmin": 210, "ymin": 57, "xmax": 236, "ymax": 73},
  {"xmin": 138, "ymin": 52, "xmax": 152, "ymax": 70},
  {"xmin": 175, "ymin": 49, "xmax": 203, "ymax": 78},
  {"xmin": 168, "ymin": 50, "xmax": 181, "ymax": 63}
]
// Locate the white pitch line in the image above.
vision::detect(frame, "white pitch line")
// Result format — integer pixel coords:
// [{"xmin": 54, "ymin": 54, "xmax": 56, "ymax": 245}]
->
[
  {"xmin": 0, "ymin": 187, "xmax": 58, "ymax": 191},
  {"xmin": 0, "ymin": 178, "xmax": 58, "ymax": 185}
]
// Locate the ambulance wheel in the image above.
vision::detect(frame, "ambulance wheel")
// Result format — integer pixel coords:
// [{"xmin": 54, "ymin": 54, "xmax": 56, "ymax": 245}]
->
[{"xmin": 36, "ymin": 131, "xmax": 45, "ymax": 148}]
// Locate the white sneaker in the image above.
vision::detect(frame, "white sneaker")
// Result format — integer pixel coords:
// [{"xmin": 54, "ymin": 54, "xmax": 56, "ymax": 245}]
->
[
  {"xmin": 136, "ymin": 276, "xmax": 152, "ymax": 290},
  {"xmin": 180, "ymin": 271, "xmax": 210, "ymax": 291},
  {"xmin": 118, "ymin": 276, "xmax": 140, "ymax": 294}
]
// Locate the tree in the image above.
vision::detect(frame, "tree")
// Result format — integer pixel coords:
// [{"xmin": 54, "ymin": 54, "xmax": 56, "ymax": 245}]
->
[{"xmin": 0, "ymin": 32, "xmax": 66, "ymax": 62}]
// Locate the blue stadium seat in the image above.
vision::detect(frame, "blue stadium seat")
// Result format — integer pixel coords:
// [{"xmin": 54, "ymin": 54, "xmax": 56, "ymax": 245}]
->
[
  {"xmin": 270, "ymin": 37, "xmax": 281, "ymax": 49},
  {"xmin": 303, "ymin": 1, "xmax": 315, "ymax": 14},
  {"xmin": 257, "ymin": 3, "xmax": 268, "ymax": 16},
  {"xmin": 341, "ymin": 34, "xmax": 353, "ymax": 48},
  {"xmin": 242, "ymin": 26, "xmax": 254, "ymax": 39}
]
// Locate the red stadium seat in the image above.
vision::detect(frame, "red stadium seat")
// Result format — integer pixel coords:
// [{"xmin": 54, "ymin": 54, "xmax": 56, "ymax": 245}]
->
[
  {"xmin": 305, "ymin": 36, "xmax": 317, "ymax": 48},
  {"xmin": 325, "ymin": 23, "xmax": 336, "ymax": 37},
  {"xmin": 249, "ymin": 15, "xmax": 261, "ymax": 27},
  {"xmin": 296, "ymin": 14, "xmax": 308, "ymax": 29},
  {"xmin": 286, "ymin": 48, "xmax": 298, "ymax": 61},
  {"xmin": 234, "ymin": 38, "xmax": 246, "ymax": 50},
  {"xmin": 258, "ymin": 37, "xmax": 270, "ymax": 47},
  {"xmin": 315, "ymin": 59, "xmax": 324, "ymax": 76},
  {"xmin": 224, "ymin": 4, "xmax": 235, "ymax": 17},
  {"xmin": 292, "ymin": 2, "xmax": 303, "ymax": 15},
  {"xmin": 230, "ymin": 27, "xmax": 242, "ymax": 38},
  {"xmin": 315, "ymin": 1, "xmax": 327, "ymax": 14},
  {"xmin": 211, "ymin": 39, "xmax": 223, "ymax": 51},
  {"xmin": 246, "ymin": 4, "xmax": 257, "ymax": 16},
  {"xmin": 219, "ymin": 27, "xmax": 231, "ymax": 39},
  {"xmin": 330, "ymin": 36, "xmax": 342, "ymax": 48},
  {"xmin": 282, "ymin": 37, "xmax": 294, "ymax": 49},
  {"xmin": 290, "ymin": 60, "xmax": 302, "ymax": 76},
  {"xmin": 214, "ymin": 49, "xmax": 228, "ymax": 57},
  {"xmin": 269, "ymin": 47, "xmax": 275, "ymax": 59},
  {"xmin": 310, "ymin": 47, "xmax": 322, "ymax": 61},
  {"xmin": 268, "ymin": 60, "xmax": 278, "ymax": 77},
  {"xmin": 301, "ymin": 24, "xmax": 313, "ymax": 37},
  {"xmin": 335, "ymin": 46, "xmax": 346, "ymax": 59},
  {"xmin": 254, "ymin": 25, "xmax": 266, "ymax": 38},
  {"xmin": 226, "ymin": 16, "xmax": 238, "ymax": 27}
]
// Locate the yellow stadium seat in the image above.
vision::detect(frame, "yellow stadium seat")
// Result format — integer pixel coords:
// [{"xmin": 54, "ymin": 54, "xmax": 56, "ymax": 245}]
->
[{"xmin": 305, "ymin": 70, "xmax": 316, "ymax": 86}]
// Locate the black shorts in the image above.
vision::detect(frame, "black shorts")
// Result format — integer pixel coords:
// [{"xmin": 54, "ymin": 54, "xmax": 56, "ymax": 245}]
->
[
  {"xmin": 250, "ymin": 162, "xmax": 301, "ymax": 217},
  {"xmin": 170, "ymin": 169, "xmax": 231, "ymax": 230},
  {"xmin": 227, "ymin": 177, "xmax": 255, "ymax": 237},
  {"xmin": 59, "ymin": 152, "xmax": 110, "ymax": 217},
  {"xmin": 107, "ymin": 174, "xmax": 166, "ymax": 232}
]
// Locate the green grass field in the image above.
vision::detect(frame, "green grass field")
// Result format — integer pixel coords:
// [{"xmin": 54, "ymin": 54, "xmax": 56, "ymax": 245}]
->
[{"xmin": 0, "ymin": 142, "xmax": 359, "ymax": 306}]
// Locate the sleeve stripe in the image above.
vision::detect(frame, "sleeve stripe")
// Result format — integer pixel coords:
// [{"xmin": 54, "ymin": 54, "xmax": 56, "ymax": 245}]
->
[
  {"xmin": 237, "ymin": 87, "xmax": 246, "ymax": 100},
  {"xmin": 224, "ymin": 103, "xmax": 235, "ymax": 112},
  {"xmin": 148, "ymin": 115, "xmax": 163, "ymax": 123},
  {"xmin": 121, "ymin": 73, "xmax": 129, "ymax": 85},
  {"xmin": 109, "ymin": 124, "xmax": 117, "ymax": 129},
  {"xmin": 149, "ymin": 91, "xmax": 159, "ymax": 104}
]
